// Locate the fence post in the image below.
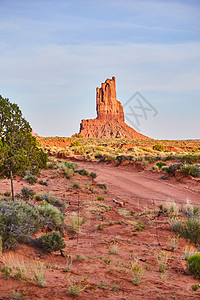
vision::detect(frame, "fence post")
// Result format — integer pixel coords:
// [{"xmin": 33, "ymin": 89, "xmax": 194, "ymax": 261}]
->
[{"xmin": 10, "ymin": 171, "xmax": 14, "ymax": 201}]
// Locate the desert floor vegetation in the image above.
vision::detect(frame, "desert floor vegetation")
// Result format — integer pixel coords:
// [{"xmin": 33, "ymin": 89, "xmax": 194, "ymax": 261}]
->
[
  {"xmin": 38, "ymin": 137, "xmax": 200, "ymax": 182},
  {"xmin": 0, "ymin": 151, "xmax": 200, "ymax": 299}
]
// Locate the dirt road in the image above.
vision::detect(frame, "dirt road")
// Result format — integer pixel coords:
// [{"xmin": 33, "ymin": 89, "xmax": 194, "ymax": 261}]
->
[{"xmin": 75, "ymin": 160, "xmax": 200, "ymax": 210}]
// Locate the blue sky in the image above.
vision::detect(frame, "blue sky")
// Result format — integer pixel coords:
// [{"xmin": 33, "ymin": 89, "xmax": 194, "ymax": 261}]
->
[{"xmin": 0, "ymin": 0, "xmax": 200, "ymax": 139}]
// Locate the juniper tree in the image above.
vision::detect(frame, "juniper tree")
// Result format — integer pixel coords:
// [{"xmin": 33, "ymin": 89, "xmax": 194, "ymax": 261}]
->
[{"xmin": 0, "ymin": 95, "xmax": 47, "ymax": 177}]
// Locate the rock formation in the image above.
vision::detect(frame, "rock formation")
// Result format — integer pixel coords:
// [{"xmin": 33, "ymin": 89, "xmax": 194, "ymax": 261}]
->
[{"xmin": 79, "ymin": 77, "xmax": 149, "ymax": 139}]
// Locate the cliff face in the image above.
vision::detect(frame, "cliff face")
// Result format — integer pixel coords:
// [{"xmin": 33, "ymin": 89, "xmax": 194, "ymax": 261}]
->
[
  {"xmin": 79, "ymin": 77, "xmax": 149, "ymax": 139},
  {"xmin": 96, "ymin": 77, "xmax": 124, "ymax": 122}
]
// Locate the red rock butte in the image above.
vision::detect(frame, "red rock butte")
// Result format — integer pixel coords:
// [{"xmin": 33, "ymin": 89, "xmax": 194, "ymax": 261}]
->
[{"xmin": 79, "ymin": 76, "xmax": 149, "ymax": 139}]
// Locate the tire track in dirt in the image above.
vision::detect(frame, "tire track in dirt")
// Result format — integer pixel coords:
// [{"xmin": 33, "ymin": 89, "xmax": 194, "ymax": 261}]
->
[{"xmin": 74, "ymin": 160, "xmax": 200, "ymax": 209}]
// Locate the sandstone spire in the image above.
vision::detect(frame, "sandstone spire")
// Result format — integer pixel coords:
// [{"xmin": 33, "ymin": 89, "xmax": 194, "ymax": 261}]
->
[
  {"xmin": 96, "ymin": 76, "xmax": 124, "ymax": 122},
  {"xmin": 78, "ymin": 77, "xmax": 149, "ymax": 139}
]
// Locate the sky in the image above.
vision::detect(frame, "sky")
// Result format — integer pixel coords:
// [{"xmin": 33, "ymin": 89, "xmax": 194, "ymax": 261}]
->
[{"xmin": 0, "ymin": 0, "xmax": 200, "ymax": 139}]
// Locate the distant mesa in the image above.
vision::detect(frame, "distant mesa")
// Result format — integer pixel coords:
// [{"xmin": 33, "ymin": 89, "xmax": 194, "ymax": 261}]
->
[{"xmin": 78, "ymin": 76, "xmax": 149, "ymax": 139}]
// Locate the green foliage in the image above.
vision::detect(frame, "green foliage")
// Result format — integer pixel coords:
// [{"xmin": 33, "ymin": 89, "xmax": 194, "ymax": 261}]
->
[
  {"xmin": 192, "ymin": 284, "xmax": 199, "ymax": 291},
  {"xmin": 23, "ymin": 172, "xmax": 37, "ymax": 184},
  {"xmin": 153, "ymin": 144, "xmax": 165, "ymax": 151},
  {"xmin": 0, "ymin": 95, "xmax": 47, "ymax": 177},
  {"xmin": 55, "ymin": 161, "xmax": 78, "ymax": 179},
  {"xmin": 70, "ymin": 141, "xmax": 81, "ymax": 147},
  {"xmin": 157, "ymin": 250, "xmax": 169, "ymax": 273},
  {"xmin": 131, "ymin": 262, "xmax": 143, "ymax": 285},
  {"xmin": 140, "ymin": 146, "xmax": 153, "ymax": 153},
  {"xmin": 21, "ymin": 186, "xmax": 36, "ymax": 200},
  {"xmin": 183, "ymin": 202, "xmax": 200, "ymax": 217},
  {"xmin": 182, "ymin": 154, "xmax": 199, "ymax": 164},
  {"xmin": 68, "ymin": 212, "xmax": 86, "ymax": 234},
  {"xmin": 64, "ymin": 161, "xmax": 78, "ymax": 170},
  {"xmin": 59, "ymin": 163, "xmax": 73, "ymax": 179},
  {"xmin": 46, "ymin": 161, "xmax": 55, "ymax": 169},
  {"xmin": 4, "ymin": 191, "xmax": 11, "ymax": 197},
  {"xmin": 73, "ymin": 133, "xmax": 83, "ymax": 138},
  {"xmin": 171, "ymin": 214, "xmax": 200, "ymax": 246},
  {"xmin": 67, "ymin": 281, "xmax": 87, "ymax": 298},
  {"xmin": 184, "ymin": 246, "xmax": 197, "ymax": 261},
  {"xmin": 97, "ymin": 224, "xmax": 104, "ymax": 231},
  {"xmin": 90, "ymin": 172, "xmax": 97, "ymax": 180},
  {"xmin": 135, "ymin": 221, "xmax": 146, "ymax": 231},
  {"xmin": 118, "ymin": 209, "xmax": 131, "ymax": 217},
  {"xmin": 180, "ymin": 164, "xmax": 200, "ymax": 178},
  {"xmin": 156, "ymin": 161, "xmax": 167, "ymax": 169},
  {"xmin": 2, "ymin": 254, "xmax": 46, "ymax": 287},
  {"xmin": 75, "ymin": 169, "xmax": 90, "ymax": 176},
  {"xmin": 35, "ymin": 191, "xmax": 66, "ymax": 212},
  {"xmin": 38, "ymin": 180, "xmax": 48, "ymax": 186},
  {"xmin": 97, "ymin": 183, "xmax": 107, "ymax": 190},
  {"xmin": 36, "ymin": 231, "xmax": 66, "ymax": 253},
  {"xmin": 182, "ymin": 217, "xmax": 200, "ymax": 245},
  {"xmin": 187, "ymin": 254, "xmax": 200, "ymax": 278},
  {"xmin": 38, "ymin": 201, "xmax": 65, "ymax": 230},
  {"xmin": 0, "ymin": 200, "xmax": 40, "ymax": 249},
  {"xmin": 165, "ymin": 163, "xmax": 183, "ymax": 176},
  {"xmin": 97, "ymin": 195, "xmax": 104, "ymax": 201},
  {"xmin": 73, "ymin": 182, "xmax": 80, "ymax": 189}
]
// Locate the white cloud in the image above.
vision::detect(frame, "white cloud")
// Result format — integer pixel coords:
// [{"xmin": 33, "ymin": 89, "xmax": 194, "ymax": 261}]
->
[{"xmin": 1, "ymin": 42, "xmax": 199, "ymax": 95}]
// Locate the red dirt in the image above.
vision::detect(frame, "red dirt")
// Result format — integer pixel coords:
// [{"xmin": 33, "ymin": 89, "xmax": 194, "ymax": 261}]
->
[{"xmin": 0, "ymin": 161, "xmax": 200, "ymax": 299}]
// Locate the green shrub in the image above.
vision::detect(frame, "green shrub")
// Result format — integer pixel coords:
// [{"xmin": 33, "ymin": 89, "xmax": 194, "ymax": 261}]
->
[
  {"xmin": 73, "ymin": 133, "xmax": 83, "ymax": 138},
  {"xmin": 64, "ymin": 162, "xmax": 78, "ymax": 170},
  {"xmin": 97, "ymin": 224, "xmax": 104, "ymax": 231},
  {"xmin": 4, "ymin": 191, "xmax": 11, "ymax": 197},
  {"xmin": 21, "ymin": 186, "xmax": 36, "ymax": 200},
  {"xmin": 187, "ymin": 254, "xmax": 200, "ymax": 278},
  {"xmin": 170, "ymin": 218, "xmax": 183, "ymax": 233},
  {"xmin": 180, "ymin": 165, "xmax": 200, "ymax": 178},
  {"xmin": 38, "ymin": 180, "xmax": 48, "ymax": 186},
  {"xmin": 97, "ymin": 183, "xmax": 107, "ymax": 190},
  {"xmin": 182, "ymin": 217, "xmax": 200, "ymax": 245},
  {"xmin": 140, "ymin": 147, "xmax": 153, "ymax": 153},
  {"xmin": 135, "ymin": 221, "xmax": 146, "ymax": 231},
  {"xmin": 59, "ymin": 164, "xmax": 73, "ymax": 179},
  {"xmin": 90, "ymin": 172, "xmax": 97, "ymax": 180},
  {"xmin": 36, "ymin": 231, "xmax": 66, "ymax": 253},
  {"xmin": 183, "ymin": 202, "xmax": 200, "ymax": 217},
  {"xmin": 153, "ymin": 144, "xmax": 165, "ymax": 151},
  {"xmin": 165, "ymin": 163, "xmax": 182, "ymax": 176},
  {"xmin": 70, "ymin": 141, "xmax": 81, "ymax": 147},
  {"xmin": 47, "ymin": 191, "xmax": 66, "ymax": 212},
  {"xmin": 192, "ymin": 284, "xmax": 199, "ymax": 291},
  {"xmin": 97, "ymin": 195, "xmax": 104, "ymax": 201},
  {"xmin": 156, "ymin": 161, "xmax": 167, "ymax": 169},
  {"xmin": 73, "ymin": 182, "xmax": 80, "ymax": 189},
  {"xmin": 118, "ymin": 209, "xmax": 131, "ymax": 217},
  {"xmin": 0, "ymin": 200, "xmax": 40, "ymax": 249},
  {"xmin": 172, "ymin": 216, "xmax": 200, "ymax": 246},
  {"xmin": 75, "ymin": 169, "xmax": 90, "ymax": 176},
  {"xmin": 38, "ymin": 201, "xmax": 65, "ymax": 231},
  {"xmin": 36, "ymin": 192, "xmax": 66, "ymax": 212},
  {"xmin": 35, "ymin": 193, "xmax": 45, "ymax": 201},
  {"xmin": 46, "ymin": 161, "xmax": 55, "ymax": 169},
  {"xmin": 152, "ymin": 165, "xmax": 159, "ymax": 171},
  {"xmin": 23, "ymin": 172, "xmax": 37, "ymax": 184},
  {"xmin": 68, "ymin": 212, "xmax": 86, "ymax": 234},
  {"xmin": 183, "ymin": 154, "xmax": 199, "ymax": 164}
]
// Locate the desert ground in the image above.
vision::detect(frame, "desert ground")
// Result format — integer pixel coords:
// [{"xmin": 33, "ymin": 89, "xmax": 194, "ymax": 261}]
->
[{"xmin": 0, "ymin": 138, "xmax": 200, "ymax": 299}]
